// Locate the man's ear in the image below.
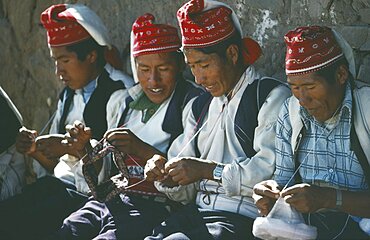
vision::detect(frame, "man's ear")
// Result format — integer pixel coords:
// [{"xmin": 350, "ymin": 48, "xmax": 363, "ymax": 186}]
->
[
  {"xmin": 336, "ymin": 64, "xmax": 349, "ymax": 85},
  {"xmin": 87, "ymin": 50, "xmax": 98, "ymax": 64},
  {"xmin": 226, "ymin": 44, "xmax": 239, "ymax": 65}
]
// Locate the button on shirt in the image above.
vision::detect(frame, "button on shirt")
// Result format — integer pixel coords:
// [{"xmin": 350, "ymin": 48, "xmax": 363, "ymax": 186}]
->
[{"xmin": 274, "ymin": 82, "xmax": 368, "ymax": 191}]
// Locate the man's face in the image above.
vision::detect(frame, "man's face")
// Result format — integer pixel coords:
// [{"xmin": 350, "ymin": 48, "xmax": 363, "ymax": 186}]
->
[
  {"xmin": 287, "ymin": 71, "xmax": 346, "ymax": 122},
  {"xmin": 50, "ymin": 46, "xmax": 95, "ymax": 90},
  {"xmin": 135, "ymin": 52, "xmax": 180, "ymax": 104},
  {"xmin": 184, "ymin": 48, "xmax": 237, "ymax": 97}
]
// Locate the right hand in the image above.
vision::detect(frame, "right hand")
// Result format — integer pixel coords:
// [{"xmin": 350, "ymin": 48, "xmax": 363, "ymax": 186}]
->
[
  {"xmin": 62, "ymin": 120, "xmax": 92, "ymax": 156},
  {"xmin": 16, "ymin": 127, "xmax": 38, "ymax": 154},
  {"xmin": 253, "ymin": 180, "xmax": 281, "ymax": 216},
  {"xmin": 144, "ymin": 154, "xmax": 167, "ymax": 182}
]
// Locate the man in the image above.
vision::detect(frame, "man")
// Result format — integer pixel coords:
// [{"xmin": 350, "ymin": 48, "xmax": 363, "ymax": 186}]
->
[
  {"xmin": 0, "ymin": 4, "xmax": 133, "ymax": 240},
  {"xmin": 0, "ymin": 87, "xmax": 29, "ymax": 200},
  {"xmin": 48, "ymin": 13, "xmax": 203, "ymax": 240},
  {"xmin": 253, "ymin": 26, "xmax": 370, "ymax": 239},
  {"xmin": 18, "ymin": 3, "xmax": 133, "ymax": 189},
  {"xmin": 144, "ymin": 0, "xmax": 291, "ymax": 239}
]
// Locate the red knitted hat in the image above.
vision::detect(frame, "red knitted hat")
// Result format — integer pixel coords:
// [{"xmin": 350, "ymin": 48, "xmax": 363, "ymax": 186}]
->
[
  {"xmin": 177, "ymin": 0, "xmax": 261, "ymax": 65},
  {"xmin": 131, "ymin": 13, "xmax": 181, "ymax": 57},
  {"xmin": 177, "ymin": 0, "xmax": 235, "ymax": 48},
  {"xmin": 285, "ymin": 26, "xmax": 343, "ymax": 75},
  {"xmin": 40, "ymin": 4, "xmax": 111, "ymax": 48}
]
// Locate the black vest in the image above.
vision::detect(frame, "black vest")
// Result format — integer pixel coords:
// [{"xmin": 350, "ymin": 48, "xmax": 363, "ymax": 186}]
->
[
  {"xmin": 0, "ymin": 93, "xmax": 22, "ymax": 153},
  {"xmin": 192, "ymin": 77, "xmax": 285, "ymax": 158},
  {"xmin": 58, "ymin": 69, "xmax": 125, "ymax": 139},
  {"xmin": 117, "ymin": 79, "xmax": 204, "ymax": 150}
]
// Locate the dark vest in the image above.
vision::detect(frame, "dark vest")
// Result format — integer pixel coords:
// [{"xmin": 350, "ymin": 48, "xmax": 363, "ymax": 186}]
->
[
  {"xmin": 117, "ymin": 79, "xmax": 204, "ymax": 150},
  {"xmin": 0, "ymin": 93, "xmax": 22, "ymax": 153},
  {"xmin": 192, "ymin": 77, "xmax": 285, "ymax": 158},
  {"xmin": 58, "ymin": 69, "xmax": 125, "ymax": 139}
]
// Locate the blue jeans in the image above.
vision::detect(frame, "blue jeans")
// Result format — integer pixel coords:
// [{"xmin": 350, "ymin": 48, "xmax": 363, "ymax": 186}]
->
[
  {"xmin": 0, "ymin": 176, "xmax": 87, "ymax": 240},
  {"xmin": 145, "ymin": 203, "xmax": 255, "ymax": 240},
  {"xmin": 53, "ymin": 194, "xmax": 173, "ymax": 240}
]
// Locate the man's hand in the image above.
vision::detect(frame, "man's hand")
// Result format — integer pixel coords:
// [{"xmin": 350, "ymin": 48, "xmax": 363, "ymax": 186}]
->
[
  {"xmin": 281, "ymin": 183, "xmax": 332, "ymax": 213},
  {"xmin": 165, "ymin": 157, "xmax": 214, "ymax": 186},
  {"xmin": 16, "ymin": 127, "xmax": 38, "ymax": 154},
  {"xmin": 104, "ymin": 128, "xmax": 150, "ymax": 159},
  {"xmin": 62, "ymin": 120, "xmax": 92, "ymax": 157},
  {"xmin": 253, "ymin": 180, "xmax": 281, "ymax": 216},
  {"xmin": 145, "ymin": 154, "xmax": 167, "ymax": 181},
  {"xmin": 36, "ymin": 134, "xmax": 67, "ymax": 160}
]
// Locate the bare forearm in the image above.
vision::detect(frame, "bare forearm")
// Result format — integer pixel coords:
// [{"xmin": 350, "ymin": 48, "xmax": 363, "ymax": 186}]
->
[
  {"xmin": 319, "ymin": 187, "xmax": 370, "ymax": 217},
  {"xmin": 340, "ymin": 190, "xmax": 370, "ymax": 217},
  {"xmin": 30, "ymin": 151, "xmax": 57, "ymax": 173},
  {"xmin": 137, "ymin": 142, "xmax": 165, "ymax": 161}
]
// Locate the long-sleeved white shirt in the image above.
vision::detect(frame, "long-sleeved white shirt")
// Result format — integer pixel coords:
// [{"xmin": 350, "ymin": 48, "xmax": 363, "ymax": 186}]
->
[{"xmin": 155, "ymin": 66, "xmax": 291, "ymax": 218}]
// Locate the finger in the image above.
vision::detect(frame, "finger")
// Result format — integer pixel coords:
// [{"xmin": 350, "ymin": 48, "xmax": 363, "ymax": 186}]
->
[
  {"xmin": 65, "ymin": 124, "xmax": 79, "ymax": 136},
  {"xmin": 258, "ymin": 207, "xmax": 271, "ymax": 217},
  {"xmin": 164, "ymin": 160, "xmax": 179, "ymax": 173},
  {"xmin": 106, "ymin": 131, "xmax": 129, "ymax": 143},
  {"xmin": 165, "ymin": 164, "xmax": 182, "ymax": 177},
  {"xmin": 73, "ymin": 120, "xmax": 84, "ymax": 129},
  {"xmin": 61, "ymin": 139, "xmax": 73, "ymax": 147},
  {"xmin": 145, "ymin": 172, "xmax": 156, "ymax": 182},
  {"xmin": 84, "ymin": 127, "xmax": 92, "ymax": 136},
  {"xmin": 171, "ymin": 174, "xmax": 182, "ymax": 184},
  {"xmin": 280, "ymin": 184, "xmax": 307, "ymax": 197},
  {"xmin": 177, "ymin": 179, "xmax": 190, "ymax": 186},
  {"xmin": 147, "ymin": 166, "xmax": 164, "ymax": 178},
  {"xmin": 254, "ymin": 185, "xmax": 280, "ymax": 199},
  {"xmin": 104, "ymin": 128, "xmax": 126, "ymax": 138},
  {"xmin": 153, "ymin": 160, "xmax": 166, "ymax": 174}
]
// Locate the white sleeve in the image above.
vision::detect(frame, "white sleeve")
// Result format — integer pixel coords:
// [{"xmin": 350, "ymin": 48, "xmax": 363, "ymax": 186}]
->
[
  {"xmin": 222, "ymin": 85, "xmax": 291, "ymax": 197},
  {"xmin": 49, "ymin": 99, "xmax": 63, "ymax": 134},
  {"xmin": 154, "ymin": 98, "xmax": 199, "ymax": 203},
  {"xmin": 106, "ymin": 89, "xmax": 129, "ymax": 129},
  {"xmin": 167, "ymin": 98, "xmax": 197, "ymax": 159}
]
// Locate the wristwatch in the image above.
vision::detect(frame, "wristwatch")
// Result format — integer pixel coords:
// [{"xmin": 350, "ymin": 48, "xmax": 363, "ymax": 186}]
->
[{"xmin": 213, "ymin": 163, "xmax": 224, "ymax": 182}]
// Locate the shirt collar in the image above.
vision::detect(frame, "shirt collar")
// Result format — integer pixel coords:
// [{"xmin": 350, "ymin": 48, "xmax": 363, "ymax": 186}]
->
[{"xmin": 78, "ymin": 78, "xmax": 98, "ymax": 103}]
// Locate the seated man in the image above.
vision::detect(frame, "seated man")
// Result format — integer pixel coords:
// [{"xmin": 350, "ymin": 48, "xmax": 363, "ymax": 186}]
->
[
  {"xmin": 144, "ymin": 0, "xmax": 291, "ymax": 239},
  {"xmin": 253, "ymin": 26, "xmax": 370, "ymax": 239},
  {"xmin": 0, "ymin": 86, "xmax": 28, "ymax": 200},
  {"xmin": 19, "ymin": 3, "xmax": 133, "ymax": 189},
  {"xmin": 0, "ymin": 4, "xmax": 133, "ymax": 240},
  {"xmin": 49, "ymin": 13, "xmax": 203, "ymax": 240}
]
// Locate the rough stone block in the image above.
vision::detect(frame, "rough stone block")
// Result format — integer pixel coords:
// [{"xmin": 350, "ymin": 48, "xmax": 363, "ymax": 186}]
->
[
  {"xmin": 357, "ymin": 64, "xmax": 370, "ymax": 83},
  {"xmin": 359, "ymin": 8, "xmax": 370, "ymax": 24},
  {"xmin": 335, "ymin": 26, "xmax": 368, "ymax": 49},
  {"xmin": 243, "ymin": 0, "xmax": 284, "ymax": 12}
]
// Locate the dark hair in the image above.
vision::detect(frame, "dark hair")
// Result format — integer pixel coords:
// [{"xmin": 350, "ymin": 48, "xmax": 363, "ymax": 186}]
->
[
  {"xmin": 66, "ymin": 37, "xmax": 105, "ymax": 68},
  {"xmin": 194, "ymin": 31, "xmax": 243, "ymax": 64},
  {"xmin": 314, "ymin": 57, "xmax": 349, "ymax": 85}
]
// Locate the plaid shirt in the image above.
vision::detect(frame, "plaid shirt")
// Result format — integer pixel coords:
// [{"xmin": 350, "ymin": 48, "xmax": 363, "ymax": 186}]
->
[{"xmin": 274, "ymin": 82, "xmax": 368, "ymax": 191}]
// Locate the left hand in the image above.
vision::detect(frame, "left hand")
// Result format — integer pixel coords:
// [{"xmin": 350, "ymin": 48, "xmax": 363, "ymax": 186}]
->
[
  {"xmin": 104, "ymin": 128, "xmax": 146, "ymax": 157},
  {"xmin": 165, "ymin": 157, "xmax": 214, "ymax": 185},
  {"xmin": 35, "ymin": 134, "xmax": 68, "ymax": 160},
  {"xmin": 281, "ymin": 183, "xmax": 331, "ymax": 213}
]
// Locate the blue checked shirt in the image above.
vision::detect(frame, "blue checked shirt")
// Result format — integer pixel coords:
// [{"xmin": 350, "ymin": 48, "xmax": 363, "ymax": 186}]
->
[{"xmin": 274, "ymin": 82, "xmax": 368, "ymax": 191}]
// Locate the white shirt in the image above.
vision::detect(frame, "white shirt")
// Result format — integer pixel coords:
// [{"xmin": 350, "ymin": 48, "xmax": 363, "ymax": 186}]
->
[
  {"xmin": 155, "ymin": 66, "xmax": 291, "ymax": 218},
  {"xmin": 33, "ymin": 67, "xmax": 133, "ymax": 194}
]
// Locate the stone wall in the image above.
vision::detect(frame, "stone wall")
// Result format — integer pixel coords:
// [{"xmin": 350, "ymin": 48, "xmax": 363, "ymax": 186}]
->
[{"xmin": 0, "ymin": 0, "xmax": 369, "ymax": 130}]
